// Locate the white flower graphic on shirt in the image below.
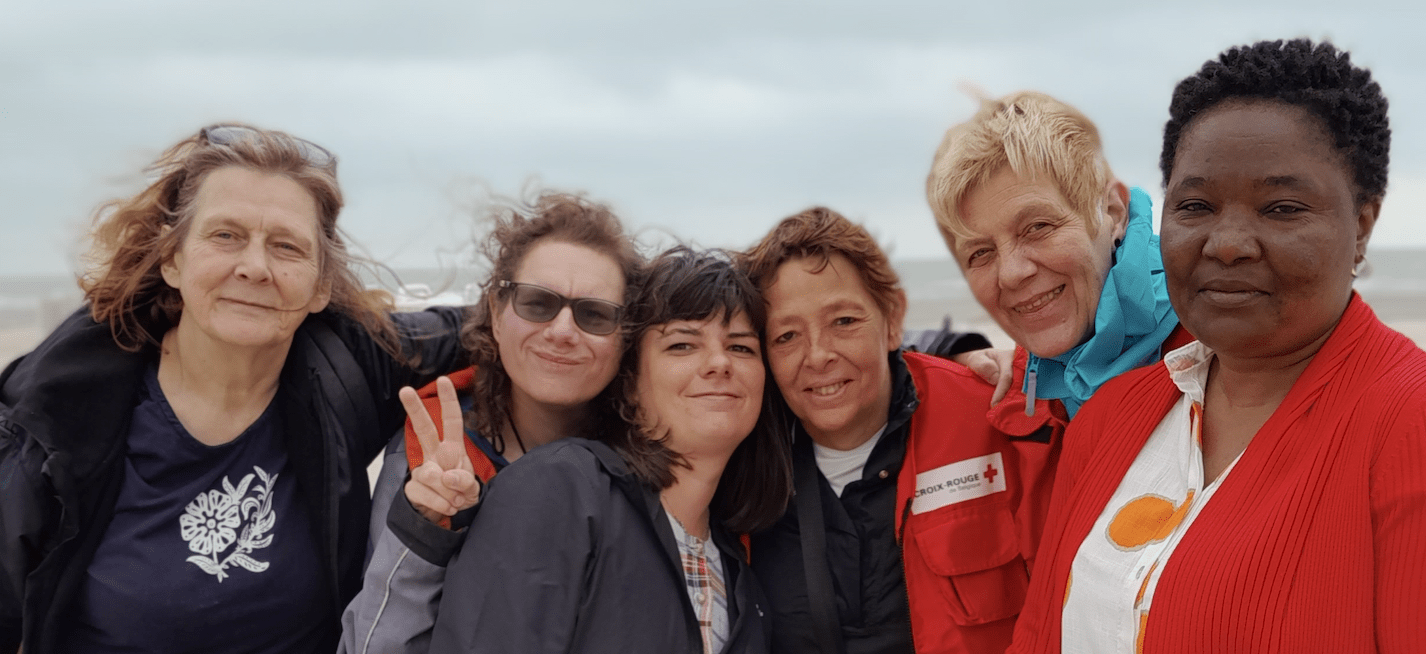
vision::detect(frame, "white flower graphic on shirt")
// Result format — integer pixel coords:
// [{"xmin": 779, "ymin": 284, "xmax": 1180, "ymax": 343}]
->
[
  {"xmin": 179, "ymin": 466, "xmax": 278, "ymax": 582},
  {"xmin": 180, "ymin": 489, "xmax": 241, "ymax": 555}
]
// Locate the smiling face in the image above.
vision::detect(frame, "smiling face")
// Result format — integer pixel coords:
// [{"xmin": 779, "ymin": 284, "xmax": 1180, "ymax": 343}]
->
[
  {"xmin": 953, "ymin": 167, "xmax": 1127, "ymax": 359},
  {"xmin": 493, "ymin": 239, "xmax": 627, "ymax": 413},
  {"xmin": 1160, "ymin": 100, "xmax": 1377, "ymax": 363},
  {"xmin": 764, "ymin": 253, "xmax": 903, "ymax": 450},
  {"xmin": 160, "ymin": 166, "xmax": 331, "ymax": 353},
  {"xmin": 636, "ymin": 311, "xmax": 765, "ymax": 457}
]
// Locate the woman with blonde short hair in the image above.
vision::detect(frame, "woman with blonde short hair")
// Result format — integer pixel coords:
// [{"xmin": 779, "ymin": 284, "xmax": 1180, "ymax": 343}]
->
[{"xmin": 927, "ymin": 90, "xmax": 1190, "ymax": 419}]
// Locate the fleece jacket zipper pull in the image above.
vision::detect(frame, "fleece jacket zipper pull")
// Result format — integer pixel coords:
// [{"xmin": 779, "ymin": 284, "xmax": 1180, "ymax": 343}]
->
[{"xmin": 1024, "ymin": 356, "xmax": 1039, "ymax": 418}]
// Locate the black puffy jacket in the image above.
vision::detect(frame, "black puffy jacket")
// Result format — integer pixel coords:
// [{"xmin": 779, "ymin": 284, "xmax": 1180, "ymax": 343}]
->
[
  {"xmin": 430, "ymin": 438, "xmax": 773, "ymax": 654},
  {"xmin": 0, "ymin": 307, "xmax": 465, "ymax": 653}
]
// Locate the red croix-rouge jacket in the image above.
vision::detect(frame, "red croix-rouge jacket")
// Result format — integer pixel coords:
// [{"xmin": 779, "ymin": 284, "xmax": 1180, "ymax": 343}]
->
[
  {"xmin": 895, "ymin": 351, "xmax": 1068, "ymax": 654},
  {"xmin": 896, "ymin": 326, "xmax": 1196, "ymax": 654}
]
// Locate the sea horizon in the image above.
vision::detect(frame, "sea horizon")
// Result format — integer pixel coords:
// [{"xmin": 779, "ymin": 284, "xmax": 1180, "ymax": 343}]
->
[{"xmin": 6, "ymin": 247, "xmax": 1426, "ymax": 364}]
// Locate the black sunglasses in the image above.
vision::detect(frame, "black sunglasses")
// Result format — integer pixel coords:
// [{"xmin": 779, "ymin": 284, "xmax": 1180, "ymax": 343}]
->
[
  {"xmin": 200, "ymin": 124, "xmax": 337, "ymax": 169},
  {"xmin": 498, "ymin": 281, "xmax": 623, "ymax": 335}
]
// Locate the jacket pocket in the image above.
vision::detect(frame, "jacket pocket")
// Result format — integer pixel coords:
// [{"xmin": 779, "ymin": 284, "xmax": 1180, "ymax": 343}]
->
[{"xmin": 908, "ymin": 501, "xmax": 1028, "ymax": 626}]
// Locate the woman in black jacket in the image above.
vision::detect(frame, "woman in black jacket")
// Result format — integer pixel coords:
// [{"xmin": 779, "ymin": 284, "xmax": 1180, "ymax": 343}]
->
[
  {"xmin": 0, "ymin": 124, "xmax": 465, "ymax": 653},
  {"xmin": 427, "ymin": 248, "xmax": 793, "ymax": 654}
]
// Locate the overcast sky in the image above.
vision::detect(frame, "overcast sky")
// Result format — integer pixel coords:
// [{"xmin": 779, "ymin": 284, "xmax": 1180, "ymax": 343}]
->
[{"xmin": 3, "ymin": 0, "xmax": 1423, "ymax": 277}]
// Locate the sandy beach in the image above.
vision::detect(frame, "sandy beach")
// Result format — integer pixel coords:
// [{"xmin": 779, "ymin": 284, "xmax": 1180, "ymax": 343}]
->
[{"xmin": 1, "ymin": 327, "xmax": 41, "ymax": 369}]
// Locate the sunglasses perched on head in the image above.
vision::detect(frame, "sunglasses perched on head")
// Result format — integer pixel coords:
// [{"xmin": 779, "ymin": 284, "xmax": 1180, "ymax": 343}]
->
[
  {"xmin": 498, "ymin": 281, "xmax": 623, "ymax": 335},
  {"xmin": 200, "ymin": 124, "xmax": 337, "ymax": 169}
]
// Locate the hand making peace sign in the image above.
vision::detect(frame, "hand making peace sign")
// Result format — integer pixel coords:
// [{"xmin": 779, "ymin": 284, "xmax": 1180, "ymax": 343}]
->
[{"xmin": 398, "ymin": 375, "xmax": 481, "ymax": 525}]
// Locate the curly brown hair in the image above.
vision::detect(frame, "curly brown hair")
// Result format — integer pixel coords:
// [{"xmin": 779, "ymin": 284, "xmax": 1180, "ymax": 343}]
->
[
  {"xmin": 80, "ymin": 124, "xmax": 399, "ymax": 354},
  {"xmin": 462, "ymin": 192, "xmax": 644, "ymax": 453}
]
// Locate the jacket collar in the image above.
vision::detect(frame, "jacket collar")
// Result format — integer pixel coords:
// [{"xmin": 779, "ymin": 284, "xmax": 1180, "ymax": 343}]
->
[
  {"xmin": 1022, "ymin": 187, "xmax": 1180, "ymax": 417},
  {"xmin": 1, "ymin": 308, "xmax": 147, "ymax": 484},
  {"xmin": 578, "ymin": 439, "xmax": 700, "ymax": 577},
  {"xmin": 786, "ymin": 350, "xmax": 919, "ymax": 483},
  {"xmin": 575, "ymin": 437, "xmax": 751, "ymax": 634},
  {"xmin": 884, "ymin": 349, "xmax": 920, "ymax": 440},
  {"xmin": 987, "ymin": 347, "xmax": 1068, "ymax": 438}
]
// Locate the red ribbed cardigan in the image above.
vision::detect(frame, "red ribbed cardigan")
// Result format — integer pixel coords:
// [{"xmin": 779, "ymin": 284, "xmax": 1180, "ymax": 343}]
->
[{"xmin": 1008, "ymin": 295, "xmax": 1426, "ymax": 653}]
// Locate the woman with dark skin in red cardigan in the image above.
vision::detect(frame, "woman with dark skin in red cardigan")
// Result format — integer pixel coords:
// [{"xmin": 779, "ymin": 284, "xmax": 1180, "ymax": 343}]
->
[{"xmin": 1008, "ymin": 39, "xmax": 1426, "ymax": 654}]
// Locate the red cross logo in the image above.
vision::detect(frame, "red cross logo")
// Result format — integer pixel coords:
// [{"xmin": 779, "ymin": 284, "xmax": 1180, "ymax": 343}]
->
[{"xmin": 984, "ymin": 463, "xmax": 1000, "ymax": 484}]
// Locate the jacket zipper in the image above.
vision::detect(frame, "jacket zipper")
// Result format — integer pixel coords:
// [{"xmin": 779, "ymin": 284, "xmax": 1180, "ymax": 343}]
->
[
  {"xmin": 898, "ymin": 494, "xmax": 917, "ymax": 651},
  {"xmin": 1024, "ymin": 356, "xmax": 1040, "ymax": 417},
  {"xmin": 308, "ymin": 369, "xmax": 343, "ymax": 614}
]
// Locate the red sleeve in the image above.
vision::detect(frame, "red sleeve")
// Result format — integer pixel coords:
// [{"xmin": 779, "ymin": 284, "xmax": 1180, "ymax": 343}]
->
[
  {"xmin": 1008, "ymin": 385, "xmax": 1113, "ymax": 653},
  {"xmin": 1371, "ymin": 388, "xmax": 1426, "ymax": 653}
]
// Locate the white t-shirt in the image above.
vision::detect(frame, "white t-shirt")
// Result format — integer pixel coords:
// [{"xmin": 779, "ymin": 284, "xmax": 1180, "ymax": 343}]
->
[{"xmin": 813, "ymin": 425, "xmax": 887, "ymax": 497}]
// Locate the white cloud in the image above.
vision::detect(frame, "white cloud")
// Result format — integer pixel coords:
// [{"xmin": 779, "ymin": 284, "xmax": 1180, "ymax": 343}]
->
[{"xmin": 3, "ymin": 0, "xmax": 1425, "ymax": 276}]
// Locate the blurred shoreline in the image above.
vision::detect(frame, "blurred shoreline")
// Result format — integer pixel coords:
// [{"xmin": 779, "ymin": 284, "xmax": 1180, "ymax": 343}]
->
[
  {"xmin": 5, "ymin": 253, "xmax": 1426, "ymax": 365},
  {"xmin": 5, "ymin": 294, "xmax": 1425, "ymax": 368},
  {"xmin": 9, "ymin": 276, "xmax": 1426, "ymax": 494}
]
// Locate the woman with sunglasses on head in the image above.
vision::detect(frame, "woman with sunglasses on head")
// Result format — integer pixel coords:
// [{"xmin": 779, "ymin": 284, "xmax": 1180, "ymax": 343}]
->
[
  {"xmin": 340, "ymin": 193, "xmax": 643, "ymax": 653},
  {"xmin": 424, "ymin": 247, "xmax": 790, "ymax": 654},
  {"xmin": 0, "ymin": 125, "xmax": 468, "ymax": 653}
]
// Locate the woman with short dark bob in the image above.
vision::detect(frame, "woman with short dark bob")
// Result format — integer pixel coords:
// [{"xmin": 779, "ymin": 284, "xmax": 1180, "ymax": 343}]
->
[
  {"xmin": 0, "ymin": 125, "xmax": 466, "ymax": 653},
  {"xmin": 429, "ymin": 248, "xmax": 793, "ymax": 654},
  {"xmin": 1009, "ymin": 39, "xmax": 1426, "ymax": 653}
]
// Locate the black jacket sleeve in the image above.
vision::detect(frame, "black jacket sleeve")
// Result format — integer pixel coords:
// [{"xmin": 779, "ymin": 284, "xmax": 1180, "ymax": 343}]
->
[
  {"xmin": 331, "ymin": 306, "xmax": 468, "ymax": 460},
  {"xmin": 428, "ymin": 442, "xmax": 604, "ymax": 654},
  {"xmin": 386, "ymin": 477, "xmax": 479, "ymax": 566},
  {"xmin": 0, "ymin": 362, "xmax": 59, "ymax": 652},
  {"xmin": 901, "ymin": 317, "xmax": 992, "ymax": 359}
]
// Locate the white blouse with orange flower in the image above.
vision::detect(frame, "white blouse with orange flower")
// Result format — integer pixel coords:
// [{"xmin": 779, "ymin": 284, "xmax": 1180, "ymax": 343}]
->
[{"xmin": 1061, "ymin": 341, "xmax": 1245, "ymax": 654}]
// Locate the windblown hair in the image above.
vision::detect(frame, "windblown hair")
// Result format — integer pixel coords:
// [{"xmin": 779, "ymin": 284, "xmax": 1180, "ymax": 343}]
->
[
  {"xmin": 80, "ymin": 124, "xmax": 398, "ymax": 354},
  {"xmin": 926, "ymin": 91, "xmax": 1115, "ymax": 246},
  {"xmin": 1161, "ymin": 38, "xmax": 1390, "ymax": 204},
  {"xmin": 739, "ymin": 206, "xmax": 905, "ymax": 322},
  {"xmin": 462, "ymin": 192, "xmax": 643, "ymax": 454},
  {"xmin": 606, "ymin": 247, "xmax": 793, "ymax": 534}
]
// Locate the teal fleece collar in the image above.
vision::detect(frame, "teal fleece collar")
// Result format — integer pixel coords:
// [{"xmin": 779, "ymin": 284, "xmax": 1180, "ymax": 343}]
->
[{"xmin": 1023, "ymin": 187, "xmax": 1179, "ymax": 418}]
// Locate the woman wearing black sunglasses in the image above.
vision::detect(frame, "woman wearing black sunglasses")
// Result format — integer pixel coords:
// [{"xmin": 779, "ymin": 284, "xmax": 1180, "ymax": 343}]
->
[
  {"xmin": 428, "ymin": 247, "xmax": 790, "ymax": 653},
  {"xmin": 341, "ymin": 192, "xmax": 644, "ymax": 653},
  {"xmin": 0, "ymin": 125, "xmax": 467, "ymax": 653}
]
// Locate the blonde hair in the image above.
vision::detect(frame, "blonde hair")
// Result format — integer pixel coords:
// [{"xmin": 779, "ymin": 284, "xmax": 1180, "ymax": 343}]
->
[{"xmin": 926, "ymin": 91, "xmax": 1114, "ymax": 246}]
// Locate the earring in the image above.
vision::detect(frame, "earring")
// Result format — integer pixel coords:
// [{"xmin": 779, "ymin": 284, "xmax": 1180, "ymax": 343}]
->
[{"xmin": 1351, "ymin": 257, "xmax": 1367, "ymax": 279}]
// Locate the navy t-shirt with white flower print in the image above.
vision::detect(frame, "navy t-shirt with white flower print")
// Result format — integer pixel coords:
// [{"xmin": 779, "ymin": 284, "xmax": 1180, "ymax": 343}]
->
[{"xmin": 62, "ymin": 365, "xmax": 329, "ymax": 653}]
